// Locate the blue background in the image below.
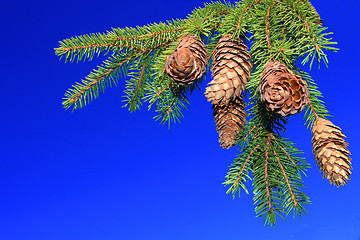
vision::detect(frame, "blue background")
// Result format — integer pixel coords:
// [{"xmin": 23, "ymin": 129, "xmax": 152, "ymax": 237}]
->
[{"xmin": 1, "ymin": 0, "xmax": 359, "ymax": 239}]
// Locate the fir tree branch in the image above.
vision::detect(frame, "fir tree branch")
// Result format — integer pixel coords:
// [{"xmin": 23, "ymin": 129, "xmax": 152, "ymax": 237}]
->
[
  {"xmin": 278, "ymin": 144, "xmax": 299, "ymax": 172},
  {"xmin": 111, "ymin": 28, "xmax": 184, "ymax": 41},
  {"xmin": 208, "ymin": 47, "xmax": 217, "ymax": 60},
  {"xmin": 56, "ymin": 2, "xmax": 336, "ymax": 226},
  {"xmin": 251, "ymin": 131, "xmax": 309, "ymax": 226},
  {"xmin": 55, "ymin": 41, "xmax": 117, "ymax": 62},
  {"xmin": 56, "ymin": 27, "xmax": 183, "ymax": 63},
  {"xmin": 155, "ymin": 82, "xmax": 173, "ymax": 98},
  {"xmin": 264, "ymin": 133, "xmax": 273, "ymax": 212},
  {"xmin": 273, "ymin": 148, "xmax": 298, "ymax": 207},
  {"xmin": 56, "ymin": 19, "xmax": 185, "ymax": 63},
  {"xmin": 235, "ymin": 143, "xmax": 263, "ymax": 185},
  {"xmin": 225, "ymin": 142, "xmax": 265, "ymax": 197},
  {"xmin": 153, "ymin": 87, "xmax": 189, "ymax": 127},
  {"xmin": 55, "ymin": 32, "xmax": 118, "ymax": 62},
  {"xmin": 183, "ymin": 2, "xmax": 226, "ymax": 37},
  {"xmin": 296, "ymin": 70, "xmax": 330, "ymax": 128},
  {"xmin": 123, "ymin": 56, "xmax": 150, "ymax": 112},
  {"xmin": 243, "ymin": 124, "xmax": 259, "ymax": 141},
  {"xmin": 279, "ymin": 0, "xmax": 319, "ymax": 51},
  {"xmin": 137, "ymin": 62, "xmax": 147, "ymax": 96},
  {"xmin": 271, "ymin": 135, "xmax": 310, "ymax": 217},
  {"xmin": 64, "ymin": 40, "xmax": 172, "ymax": 110},
  {"xmin": 166, "ymin": 99, "xmax": 176, "ymax": 115},
  {"xmin": 265, "ymin": 1, "xmax": 276, "ymax": 52},
  {"xmin": 307, "ymin": 100, "xmax": 319, "ymax": 119},
  {"xmin": 237, "ymin": 0, "xmax": 262, "ymax": 30},
  {"xmin": 63, "ymin": 54, "xmax": 133, "ymax": 110}
]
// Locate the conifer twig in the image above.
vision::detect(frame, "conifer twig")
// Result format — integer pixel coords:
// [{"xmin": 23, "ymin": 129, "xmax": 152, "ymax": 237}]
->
[
  {"xmin": 65, "ymin": 55, "xmax": 133, "ymax": 107},
  {"xmin": 278, "ymin": 144, "xmax": 299, "ymax": 170},
  {"xmin": 265, "ymin": 1, "xmax": 276, "ymax": 51},
  {"xmin": 279, "ymin": 0, "xmax": 320, "ymax": 51},
  {"xmin": 235, "ymin": 142, "xmax": 264, "ymax": 186},
  {"xmin": 155, "ymin": 82, "xmax": 174, "ymax": 98},
  {"xmin": 110, "ymin": 28, "xmax": 184, "ymax": 41},
  {"xmin": 264, "ymin": 133, "xmax": 273, "ymax": 212},
  {"xmin": 273, "ymin": 148, "xmax": 298, "ymax": 206},
  {"xmin": 237, "ymin": 0, "xmax": 262, "ymax": 30},
  {"xmin": 307, "ymin": 98, "xmax": 319, "ymax": 119}
]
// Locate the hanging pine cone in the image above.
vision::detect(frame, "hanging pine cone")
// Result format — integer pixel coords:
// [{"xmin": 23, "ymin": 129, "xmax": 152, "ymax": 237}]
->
[
  {"xmin": 213, "ymin": 96, "xmax": 247, "ymax": 149},
  {"xmin": 164, "ymin": 35, "xmax": 207, "ymax": 85},
  {"xmin": 312, "ymin": 118, "xmax": 352, "ymax": 187},
  {"xmin": 258, "ymin": 60, "xmax": 309, "ymax": 117},
  {"xmin": 205, "ymin": 34, "xmax": 252, "ymax": 106}
]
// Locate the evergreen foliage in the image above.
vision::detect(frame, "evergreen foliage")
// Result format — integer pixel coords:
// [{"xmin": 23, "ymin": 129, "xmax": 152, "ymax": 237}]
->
[{"xmin": 55, "ymin": 0, "xmax": 342, "ymax": 226}]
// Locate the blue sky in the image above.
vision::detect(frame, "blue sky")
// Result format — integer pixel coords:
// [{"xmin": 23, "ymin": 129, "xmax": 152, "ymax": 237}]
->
[{"xmin": 1, "ymin": 0, "xmax": 359, "ymax": 239}]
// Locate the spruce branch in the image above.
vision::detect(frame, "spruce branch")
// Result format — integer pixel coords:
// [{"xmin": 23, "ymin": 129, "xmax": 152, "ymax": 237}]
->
[
  {"xmin": 252, "ymin": 131, "xmax": 281, "ymax": 226},
  {"xmin": 296, "ymin": 69, "xmax": 330, "ymax": 129},
  {"xmin": 271, "ymin": 135, "xmax": 310, "ymax": 217},
  {"xmin": 183, "ymin": 1, "xmax": 229, "ymax": 37},
  {"xmin": 225, "ymin": 143, "xmax": 262, "ymax": 196},
  {"xmin": 55, "ymin": 19, "xmax": 185, "ymax": 63},
  {"xmin": 153, "ymin": 84, "xmax": 190, "ymax": 127},
  {"xmin": 56, "ymin": 0, "xmax": 343, "ymax": 227},
  {"xmin": 55, "ymin": 32, "xmax": 117, "ymax": 63},
  {"xmin": 265, "ymin": 0, "xmax": 276, "ymax": 53},
  {"xmin": 279, "ymin": 0, "xmax": 321, "ymax": 52},
  {"xmin": 273, "ymin": 147, "xmax": 297, "ymax": 207},
  {"xmin": 122, "ymin": 57, "xmax": 149, "ymax": 112},
  {"xmin": 236, "ymin": 0, "xmax": 261, "ymax": 30},
  {"xmin": 250, "ymin": 131, "xmax": 309, "ymax": 226},
  {"xmin": 63, "ymin": 41, "xmax": 172, "ymax": 110},
  {"xmin": 62, "ymin": 53, "xmax": 134, "ymax": 110},
  {"xmin": 279, "ymin": 0, "xmax": 338, "ymax": 67}
]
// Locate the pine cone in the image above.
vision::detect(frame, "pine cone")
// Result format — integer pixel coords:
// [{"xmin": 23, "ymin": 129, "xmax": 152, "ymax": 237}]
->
[
  {"xmin": 312, "ymin": 118, "xmax": 352, "ymax": 187},
  {"xmin": 258, "ymin": 60, "xmax": 309, "ymax": 117},
  {"xmin": 164, "ymin": 35, "xmax": 207, "ymax": 85},
  {"xmin": 205, "ymin": 34, "xmax": 252, "ymax": 106},
  {"xmin": 213, "ymin": 96, "xmax": 247, "ymax": 149}
]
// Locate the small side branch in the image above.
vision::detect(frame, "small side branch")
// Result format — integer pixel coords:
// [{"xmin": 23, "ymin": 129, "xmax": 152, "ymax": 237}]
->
[
  {"xmin": 278, "ymin": 144, "xmax": 299, "ymax": 170},
  {"xmin": 273, "ymin": 148, "xmax": 298, "ymax": 207},
  {"xmin": 308, "ymin": 99, "xmax": 319, "ymax": 119},
  {"xmin": 134, "ymin": 61, "xmax": 147, "ymax": 97},
  {"xmin": 155, "ymin": 82, "xmax": 173, "ymax": 98},
  {"xmin": 264, "ymin": 133, "xmax": 272, "ymax": 211},
  {"xmin": 237, "ymin": 0, "xmax": 262, "ymax": 30},
  {"xmin": 68, "ymin": 56, "xmax": 132, "ymax": 106},
  {"xmin": 57, "ymin": 42, "xmax": 120, "ymax": 56},
  {"xmin": 235, "ymin": 143, "xmax": 265, "ymax": 186},
  {"xmin": 265, "ymin": 1, "xmax": 276, "ymax": 51},
  {"xmin": 243, "ymin": 124, "xmax": 259, "ymax": 141},
  {"xmin": 279, "ymin": 0, "xmax": 319, "ymax": 51},
  {"xmin": 111, "ymin": 27, "xmax": 183, "ymax": 41},
  {"xmin": 166, "ymin": 99, "xmax": 176, "ymax": 115}
]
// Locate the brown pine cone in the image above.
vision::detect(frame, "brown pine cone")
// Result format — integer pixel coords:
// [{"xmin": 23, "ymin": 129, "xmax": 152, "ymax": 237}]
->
[
  {"xmin": 205, "ymin": 34, "xmax": 252, "ymax": 106},
  {"xmin": 258, "ymin": 60, "xmax": 309, "ymax": 117},
  {"xmin": 213, "ymin": 96, "xmax": 247, "ymax": 149},
  {"xmin": 164, "ymin": 35, "xmax": 207, "ymax": 85},
  {"xmin": 312, "ymin": 118, "xmax": 352, "ymax": 187}
]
